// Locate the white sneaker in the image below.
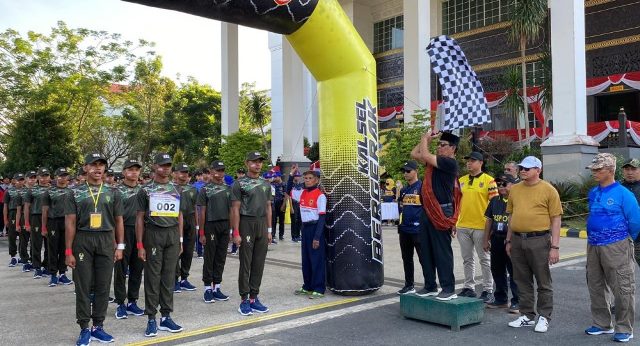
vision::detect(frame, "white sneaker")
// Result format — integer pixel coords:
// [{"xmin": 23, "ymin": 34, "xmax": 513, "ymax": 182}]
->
[
  {"xmin": 534, "ymin": 316, "xmax": 549, "ymax": 333},
  {"xmin": 508, "ymin": 315, "xmax": 535, "ymax": 328}
]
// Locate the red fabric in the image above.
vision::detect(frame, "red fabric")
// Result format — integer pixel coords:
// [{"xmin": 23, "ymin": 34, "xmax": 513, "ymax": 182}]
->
[{"xmin": 420, "ymin": 165, "xmax": 462, "ymax": 231}]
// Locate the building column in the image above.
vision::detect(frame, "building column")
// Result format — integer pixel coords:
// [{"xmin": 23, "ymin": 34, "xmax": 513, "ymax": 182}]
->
[
  {"xmin": 541, "ymin": 0, "xmax": 598, "ymax": 182},
  {"xmin": 403, "ymin": 0, "xmax": 430, "ymax": 124},
  {"xmin": 221, "ymin": 23, "xmax": 239, "ymax": 136},
  {"xmin": 303, "ymin": 67, "xmax": 319, "ymax": 144}
]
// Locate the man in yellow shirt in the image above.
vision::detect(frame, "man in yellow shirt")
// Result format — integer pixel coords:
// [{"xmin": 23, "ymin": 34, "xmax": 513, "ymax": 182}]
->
[
  {"xmin": 506, "ymin": 156, "xmax": 562, "ymax": 334},
  {"xmin": 457, "ymin": 151, "xmax": 498, "ymax": 302}
]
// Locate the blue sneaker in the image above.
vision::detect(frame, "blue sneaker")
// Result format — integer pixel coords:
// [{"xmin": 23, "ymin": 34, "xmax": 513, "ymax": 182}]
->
[
  {"xmin": 238, "ymin": 299, "xmax": 253, "ymax": 316},
  {"xmin": 33, "ymin": 269, "xmax": 43, "ymax": 279},
  {"xmin": 173, "ymin": 282, "xmax": 182, "ymax": 293},
  {"xmin": 180, "ymin": 279, "xmax": 197, "ymax": 291},
  {"xmin": 613, "ymin": 333, "xmax": 634, "ymax": 343},
  {"xmin": 8, "ymin": 257, "xmax": 17, "ymax": 267},
  {"xmin": 115, "ymin": 304, "xmax": 128, "ymax": 319},
  {"xmin": 585, "ymin": 326, "xmax": 614, "ymax": 335},
  {"xmin": 59, "ymin": 273, "xmax": 73, "ymax": 285},
  {"xmin": 126, "ymin": 301, "xmax": 144, "ymax": 316},
  {"xmin": 145, "ymin": 319, "xmax": 158, "ymax": 337},
  {"xmin": 90, "ymin": 325, "xmax": 114, "ymax": 343},
  {"xmin": 22, "ymin": 263, "xmax": 32, "ymax": 272},
  {"xmin": 76, "ymin": 328, "xmax": 91, "ymax": 346},
  {"xmin": 158, "ymin": 317, "xmax": 183, "ymax": 333},
  {"xmin": 250, "ymin": 298, "xmax": 269, "ymax": 313},
  {"xmin": 212, "ymin": 288, "xmax": 229, "ymax": 301},
  {"xmin": 41, "ymin": 268, "xmax": 51, "ymax": 277},
  {"xmin": 203, "ymin": 289, "xmax": 214, "ymax": 303},
  {"xmin": 48, "ymin": 275, "xmax": 59, "ymax": 287}
]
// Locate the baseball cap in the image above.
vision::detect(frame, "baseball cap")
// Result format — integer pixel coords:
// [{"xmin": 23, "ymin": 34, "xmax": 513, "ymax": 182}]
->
[
  {"xmin": 519, "ymin": 156, "xmax": 542, "ymax": 169},
  {"xmin": 154, "ymin": 153, "xmax": 172, "ymax": 165},
  {"xmin": 246, "ymin": 151, "xmax": 265, "ymax": 161},
  {"xmin": 210, "ymin": 160, "xmax": 225, "ymax": 171},
  {"xmin": 13, "ymin": 173, "xmax": 25, "ymax": 180},
  {"xmin": 303, "ymin": 169, "xmax": 321, "ymax": 178},
  {"xmin": 55, "ymin": 167, "xmax": 69, "ymax": 177},
  {"xmin": 26, "ymin": 170, "xmax": 37, "ymax": 178},
  {"xmin": 622, "ymin": 158, "xmax": 640, "ymax": 168},
  {"xmin": 37, "ymin": 168, "xmax": 51, "ymax": 176},
  {"xmin": 77, "ymin": 166, "xmax": 87, "ymax": 176},
  {"xmin": 263, "ymin": 171, "xmax": 273, "ymax": 179},
  {"xmin": 586, "ymin": 153, "xmax": 616, "ymax": 170},
  {"xmin": 85, "ymin": 153, "xmax": 107, "ymax": 165},
  {"xmin": 106, "ymin": 169, "xmax": 114, "ymax": 176},
  {"xmin": 464, "ymin": 152, "xmax": 484, "ymax": 161},
  {"xmin": 495, "ymin": 174, "xmax": 517, "ymax": 184},
  {"xmin": 123, "ymin": 159, "xmax": 142, "ymax": 169},
  {"xmin": 236, "ymin": 168, "xmax": 246, "ymax": 174},
  {"xmin": 173, "ymin": 162, "xmax": 190, "ymax": 173},
  {"xmin": 292, "ymin": 170, "xmax": 302, "ymax": 177},
  {"xmin": 402, "ymin": 160, "xmax": 419, "ymax": 171}
]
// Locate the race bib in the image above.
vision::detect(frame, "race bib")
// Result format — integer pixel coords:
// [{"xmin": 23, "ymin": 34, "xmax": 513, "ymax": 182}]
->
[
  {"xmin": 150, "ymin": 193, "xmax": 180, "ymax": 217},
  {"xmin": 497, "ymin": 222, "xmax": 505, "ymax": 232},
  {"xmin": 90, "ymin": 213, "xmax": 102, "ymax": 229}
]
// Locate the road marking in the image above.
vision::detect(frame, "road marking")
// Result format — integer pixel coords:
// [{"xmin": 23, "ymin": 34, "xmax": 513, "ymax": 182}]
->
[
  {"xmin": 560, "ymin": 252, "xmax": 585, "ymax": 260},
  {"xmin": 125, "ymin": 298, "xmax": 359, "ymax": 346}
]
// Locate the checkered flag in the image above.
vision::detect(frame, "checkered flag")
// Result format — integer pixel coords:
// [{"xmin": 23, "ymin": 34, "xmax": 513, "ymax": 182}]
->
[{"xmin": 427, "ymin": 35, "xmax": 490, "ymax": 130}]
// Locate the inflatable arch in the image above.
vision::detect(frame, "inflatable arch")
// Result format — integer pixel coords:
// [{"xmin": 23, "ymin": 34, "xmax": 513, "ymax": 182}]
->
[{"xmin": 125, "ymin": 0, "xmax": 383, "ymax": 294}]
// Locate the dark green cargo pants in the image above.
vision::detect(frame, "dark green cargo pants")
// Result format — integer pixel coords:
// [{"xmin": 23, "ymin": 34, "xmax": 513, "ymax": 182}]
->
[
  {"xmin": 238, "ymin": 216, "xmax": 268, "ymax": 299},
  {"xmin": 30, "ymin": 214, "xmax": 47, "ymax": 269},
  {"xmin": 176, "ymin": 214, "xmax": 196, "ymax": 281},
  {"xmin": 203, "ymin": 220, "xmax": 230, "ymax": 285},
  {"xmin": 113, "ymin": 225, "xmax": 143, "ymax": 305},
  {"xmin": 143, "ymin": 224, "xmax": 180, "ymax": 318},
  {"xmin": 73, "ymin": 231, "xmax": 114, "ymax": 329}
]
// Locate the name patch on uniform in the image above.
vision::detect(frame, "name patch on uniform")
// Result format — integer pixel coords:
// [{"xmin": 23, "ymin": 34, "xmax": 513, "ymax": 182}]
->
[
  {"xmin": 90, "ymin": 213, "xmax": 102, "ymax": 229},
  {"xmin": 150, "ymin": 193, "xmax": 180, "ymax": 217}
]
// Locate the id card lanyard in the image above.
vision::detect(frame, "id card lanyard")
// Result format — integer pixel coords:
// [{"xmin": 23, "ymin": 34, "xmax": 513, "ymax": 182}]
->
[{"xmin": 88, "ymin": 183, "xmax": 103, "ymax": 229}]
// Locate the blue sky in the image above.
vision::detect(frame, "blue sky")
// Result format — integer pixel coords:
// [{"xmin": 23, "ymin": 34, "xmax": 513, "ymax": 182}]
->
[{"xmin": 0, "ymin": 0, "xmax": 272, "ymax": 91}]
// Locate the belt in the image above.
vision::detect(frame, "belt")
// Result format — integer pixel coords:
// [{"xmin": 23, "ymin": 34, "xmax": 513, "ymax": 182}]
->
[
  {"xmin": 492, "ymin": 233, "xmax": 507, "ymax": 238},
  {"xmin": 303, "ymin": 221, "xmax": 318, "ymax": 225},
  {"xmin": 513, "ymin": 230, "xmax": 549, "ymax": 239},
  {"xmin": 439, "ymin": 203, "xmax": 452, "ymax": 207}
]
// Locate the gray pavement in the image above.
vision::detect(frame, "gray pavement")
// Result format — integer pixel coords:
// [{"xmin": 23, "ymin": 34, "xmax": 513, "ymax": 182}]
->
[{"xmin": 0, "ymin": 226, "xmax": 592, "ymax": 345}]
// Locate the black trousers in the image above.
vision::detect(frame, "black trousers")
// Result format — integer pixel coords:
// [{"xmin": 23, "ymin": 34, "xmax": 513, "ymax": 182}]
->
[
  {"xmin": 399, "ymin": 231, "xmax": 423, "ymax": 287},
  {"xmin": 202, "ymin": 220, "xmax": 230, "ymax": 285},
  {"xmin": 7, "ymin": 209, "xmax": 18, "ymax": 257},
  {"xmin": 113, "ymin": 225, "xmax": 144, "ymax": 305},
  {"xmin": 19, "ymin": 225, "xmax": 31, "ymax": 263},
  {"xmin": 271, "ymin": 200, "xmax": 285, "ymax": 238},
  {"xmin": 418, "ymin": 209, "xmax": 455, "ymax": 293},
  {"xmin": 47, "ymin": 217, "xmax": 67, "ymax": 275},
  {"xmin": 30, "ymin": 214, "xmax": 46, "ymax": 269},
  {"xmin": 176, "ymin": 214, "xmax": 196, "ymax": 281},
  {"xmin": 490, "ymin": 234, "xmax": 519, "ymax": 304},
  {"xmin": 290, "ymin": 201, "xmax": 302, "ymax": 239}
]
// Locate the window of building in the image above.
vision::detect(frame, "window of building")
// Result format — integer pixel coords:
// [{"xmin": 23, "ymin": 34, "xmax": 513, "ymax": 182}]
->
[
  {"xmin": 443, "ymin": 0, "xmax": 513, "ymax": 35},
  {"xmin": 373, "ymin": 16, "xmax": 404, "ymax": 53},
  {"xmin": 525, "ymin": 61, "xmax": 545, "ymax": 87}
]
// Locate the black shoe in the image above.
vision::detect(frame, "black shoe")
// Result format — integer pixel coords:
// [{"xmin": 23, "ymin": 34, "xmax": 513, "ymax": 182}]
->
[
  {"xmin": 458, "ymin": 288, "xmax": 476, "ymax": 298},
  {"xmin": 397, "ymin": 286, "xmax": 416, "ymax": 295},
  {"xmin": 479, "ymin": 291, "xmax": 494, "ymax": 303},
  {"xmin": 435, "ymin": 291, "xmax": 458, "ymax": 301},
  {"xmin": 415, "ymin": 288, "xmax": 438, "ymax": 297},
  {"xmin": 279, "ymin": 236, "xmax": 284, "ymax": 241}
]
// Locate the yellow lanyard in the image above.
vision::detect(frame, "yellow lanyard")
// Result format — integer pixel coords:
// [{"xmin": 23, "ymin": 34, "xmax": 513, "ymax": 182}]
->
[{"xmin": 87, "ymin": 183, "xmax": 103, "ymax": 212}]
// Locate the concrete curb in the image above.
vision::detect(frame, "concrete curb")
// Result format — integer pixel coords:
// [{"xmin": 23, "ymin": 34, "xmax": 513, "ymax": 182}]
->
[{"xmin": 560, "ymin": 227, "xmax": 587, "ymax": 239}]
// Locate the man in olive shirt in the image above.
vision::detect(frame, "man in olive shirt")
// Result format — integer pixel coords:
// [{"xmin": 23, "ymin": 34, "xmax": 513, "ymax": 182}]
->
[
  {"xmin": 173, "ymin": 163, "xmax": 198, "ymax": 292},
  {"xmin": 64, "ymin": 153, "xmax": 125, "ymax": 345},
  {"xmin": 42, "ymin": 168, "xmax": 73, "ymax": 287},
  {"xmin": 136, "ymin": 153, "xmax": 184, "ymax": 337},
  {"xmin": 231, "ymin": 151, "xmax": 273, "ymax": 316},
  {"xmin": 24, "ymin": 167, "xmax": 52, "ymax": 279},
  {"xmin": 198, "ymin": 160, "xmax": 232, "ymax": 303},
  {"xmin": 506, "ymin": 156, "xmax": 562, "ymax": 333},
  {"xmin": 114, "ymin": 159, "xmax": 145, "ymax": 319},
  {"xmin": 18, "ymin": 170, "xmax": 37, "ymax": 271},
  {"xmin": 4, "ymin": 173, "xmax": 25, "ymax": 267}
]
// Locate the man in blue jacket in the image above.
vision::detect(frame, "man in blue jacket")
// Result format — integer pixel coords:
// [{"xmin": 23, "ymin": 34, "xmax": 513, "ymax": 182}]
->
[{"xmin": 584, "ymin": 153, "xmax": 640, "ymax": 343}]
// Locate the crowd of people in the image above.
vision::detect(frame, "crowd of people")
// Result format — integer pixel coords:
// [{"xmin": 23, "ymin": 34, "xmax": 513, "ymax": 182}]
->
[
  {"xmin": 1, "ymin": 151, "xmax": 326, "ymax": 346},
  {"xmin": 393, "ymin": 131, "xmax": 640, "ymax": 343}
]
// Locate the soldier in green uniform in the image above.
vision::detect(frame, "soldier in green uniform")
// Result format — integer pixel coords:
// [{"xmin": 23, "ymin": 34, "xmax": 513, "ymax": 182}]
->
[
  {"xmin": 18, "ymin": 170, "xmax": 37, "ymax": 271},
  {"xmin": 23, "ymin": 167, "xmax": 52, "ymax": 278},
  {"xmin": 42, "ymin": 168, "xmax": 74, "ymax": 287},
  {"xmin": 4, "ymin": 173, "xmax": 25, "ymax": 267},
  {"xmin": 113, "ymin": 159, "xmax": 145, "ymax": 319},
  {"xmin": 136, "ymin": 153, "xmax": 184, "ymax": 337},
  {"xmin": 173, "ymin": 162, "xmax": 198, "ymax": 292},
  {"xmin": 198, "ymin": 160, "xmax": 232, "ymax": 303},
  {"xmin": 231, "ymin": 151, "xmax": 273, "ymax": 316},
  {"xmin": 65, "ymin": 153, "xmax": 125, "ymax": 345}
]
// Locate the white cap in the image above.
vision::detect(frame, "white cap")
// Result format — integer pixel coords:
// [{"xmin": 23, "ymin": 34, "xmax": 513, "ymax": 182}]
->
[{"xmin": 518, "ymin": 156, "xmax": 542, "ymax": 169}]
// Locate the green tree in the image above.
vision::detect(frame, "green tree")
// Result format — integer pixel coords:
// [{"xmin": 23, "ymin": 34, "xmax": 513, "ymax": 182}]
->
[
  {"xmin": 240, "ymin": 82, "xmax": 271, "ymax": 158},
  {"xmin": 218, "ymin": 131, "xmax": 264, "ymax": 175},
  {"xmin": 2, "ymin": 107, "xmax": 79, "ymax": 173},
  {"xmin": 501, "ymin": 66, "xmax": 525, "ymax": 144},
  {"xmin": 83, "ymin": 115, "xmax": 134, "ymax": 168},
  {"xmin": 509, "ymin": 0, "xmax": 548, "ymax": 147},
  {"xmin": 380, "ymin": 110, "xmax": 431, "ymax": 182}
]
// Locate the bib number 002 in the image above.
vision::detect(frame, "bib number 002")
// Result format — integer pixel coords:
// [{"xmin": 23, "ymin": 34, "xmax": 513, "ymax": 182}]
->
[{"xmin": 149, "ymin": 193, "xmax": 180, "ymax": 217}]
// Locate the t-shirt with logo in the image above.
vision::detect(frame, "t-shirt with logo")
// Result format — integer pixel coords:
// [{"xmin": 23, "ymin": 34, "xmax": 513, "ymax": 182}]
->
[
  {"xmin": 299, "ymin": 187, "xmax": 326, "ymax": 223},
  {"xmin": 63, "ymin": 183, "xmax": 123, "ymax": 232},
  {"xmin": 136, "ymin": 181, "xmax": 181, "ymax": 228},
  {"xmin": 43, "ymin": 185, "xmax": 73, "ymax": 218},
  {"xmin": 398, "ymin": 181, "xmax": 422, "ymax": 234},
  {"xmin": 197, "ymin": 182, "xmax": 231, "ymax": 222},
  {"xmin": 24, "ymin": 184, "xmax": 50, "ymax": 215},
  {"xmin": 382, "ymin": 186, "xmax": 396, "ymax": 202},
  {"xmin": 231, "ymin": 176, "xmax": 272, "ymax": 217},
  {"xmin": 3, "ymin": 187, "xmax": 23, "ymax": 210},
  {"xmin": 117, "ymin": 183, "xmax": 142, "ymax": 227},
  {"xmin": 484, "ymin": 196, "xmax": 509, "ymax": 235},
  {"xmin": 179, "ymin": 183, "xmax": 197, "ymax": 215},
  {"xmin": 457, "ymin": 173, "xmax": 498, "ymax": 230}
]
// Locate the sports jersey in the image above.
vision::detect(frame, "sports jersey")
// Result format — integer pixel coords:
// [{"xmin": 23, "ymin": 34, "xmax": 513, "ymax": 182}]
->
[
  {"xmin": 587, "ymin": 182, "xmax": 640, "ymax": 246},
  {"xmin": 398, "ymin": 181, "xmax": 422, "ymax": 234},
  {"xmin": 457, "ymin": 172, "xmax": 498, "ymax": 229}
]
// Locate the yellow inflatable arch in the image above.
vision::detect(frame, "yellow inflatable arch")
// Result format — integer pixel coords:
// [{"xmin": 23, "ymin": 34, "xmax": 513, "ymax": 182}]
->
[{"xmin": 125, "ymin": 0, "xmax": 382, "ymax": 294}]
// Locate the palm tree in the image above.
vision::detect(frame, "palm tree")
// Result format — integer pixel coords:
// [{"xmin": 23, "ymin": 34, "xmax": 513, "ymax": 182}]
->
[
  {"xmin": 242, "ymin": 88, "xmax": 271, "ymax": 157},
  {"xmin": 501, "ymin": 66, "xmax": 525, "ymax": 144},
  {"xmin": 509, "ymin": 0, "xmax": 548, "ymax": 146},
  {"xmin": 539, "ymin": 44, "xmax": 552, "ymax": 140}
]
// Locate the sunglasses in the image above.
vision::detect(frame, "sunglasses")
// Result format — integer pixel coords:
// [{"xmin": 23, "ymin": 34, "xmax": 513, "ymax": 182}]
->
[
  {"xmin": 496, "ymin": 182, "xmax": 508, "ymax": 187},
  {"xmin": 437, "ymin": 142, "xmax": 451, "ymax": 148},
  {"xmin": 402, "ymin": 169, "xmax": 412, "ymax": 173},
  {"xmin": 519, "ymin": 167, "xmax": 537, "ymax": 172}
]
